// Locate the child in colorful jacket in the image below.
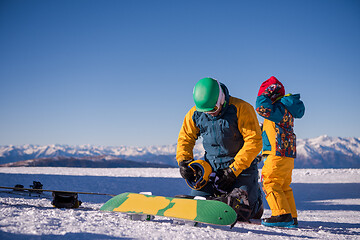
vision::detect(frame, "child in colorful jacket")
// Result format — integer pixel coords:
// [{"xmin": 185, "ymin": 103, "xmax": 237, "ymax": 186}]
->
[{"xmin": 256, "ymin": 76, "xmax": 305, "ymax": 227}]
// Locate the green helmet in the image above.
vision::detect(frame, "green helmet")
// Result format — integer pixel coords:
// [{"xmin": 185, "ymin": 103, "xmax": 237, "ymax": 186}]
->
[{"xmin": 193, "ymin": 78, "xmax": 220, "ymax": 112}]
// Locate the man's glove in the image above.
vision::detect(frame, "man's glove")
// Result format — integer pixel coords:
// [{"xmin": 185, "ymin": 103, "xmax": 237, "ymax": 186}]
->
[
  {"xmin": 215, "ymin": 167, "xmax": 237, "ymax": 192},
  {"xmin": 179, "ymin": 160, "xmax": 195, "ymax": 181}
]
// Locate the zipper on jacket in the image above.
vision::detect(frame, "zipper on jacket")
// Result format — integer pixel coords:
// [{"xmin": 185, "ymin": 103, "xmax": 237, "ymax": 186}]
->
[{"xmin": 212, "ymin": 118, "xmax": 223, "ymax": 168}]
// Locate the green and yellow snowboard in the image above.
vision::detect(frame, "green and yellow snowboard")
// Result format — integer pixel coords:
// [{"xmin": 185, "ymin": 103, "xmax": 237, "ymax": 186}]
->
[{"xmin": 100, "ymin": 192, "xmax": 237, "ymax": 226}]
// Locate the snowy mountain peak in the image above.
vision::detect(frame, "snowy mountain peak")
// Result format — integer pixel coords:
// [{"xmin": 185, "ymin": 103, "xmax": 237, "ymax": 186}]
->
[{"xmin": 0, "ymin": 135, "xmax": 359, "ymax": 168}]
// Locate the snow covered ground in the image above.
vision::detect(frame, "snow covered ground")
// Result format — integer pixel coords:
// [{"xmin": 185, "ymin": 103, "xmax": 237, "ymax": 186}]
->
[{"xmin": 0, "ymin": 167, "xmax": 359, "ymax": 239}]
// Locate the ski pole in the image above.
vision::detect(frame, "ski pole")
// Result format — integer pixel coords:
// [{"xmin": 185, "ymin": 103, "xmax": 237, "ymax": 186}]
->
[{"xmin": 0, "ymin": 186, "xmax": 116, "ymax": 197}]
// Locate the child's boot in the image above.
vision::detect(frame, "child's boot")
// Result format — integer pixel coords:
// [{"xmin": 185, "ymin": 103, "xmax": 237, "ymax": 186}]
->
[
  {"xmin": 285, "ymin": 218, "xmax": 298, "ymax": 228},
  {"xmin": 261, "ymin": 213, "xmax": 294, "ymax": 227}
]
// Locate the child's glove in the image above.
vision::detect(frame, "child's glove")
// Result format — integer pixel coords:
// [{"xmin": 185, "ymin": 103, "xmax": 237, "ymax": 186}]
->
[{"xmin": 263, "ymin": 83, "xmax": 283, "ymax": 102}]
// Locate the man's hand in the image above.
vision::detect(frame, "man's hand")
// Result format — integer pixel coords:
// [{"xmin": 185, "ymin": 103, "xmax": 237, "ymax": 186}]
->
[
  {"xmin": 179, "ymin": 160, "xmax": 195, "ymax": 181},
  {"xmin": 215, "ymin": 167, "xmax": 237, "ymax": 192}
]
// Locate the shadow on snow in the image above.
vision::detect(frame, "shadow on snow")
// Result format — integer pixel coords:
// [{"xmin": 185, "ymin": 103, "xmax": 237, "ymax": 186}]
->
[
  {"xmin": 1, "ymin": 173, "xmax": 360, "ymax": 238},
  {"xmin": 0, "ymin": 230, "xmax": 128, "ymax": 240}
]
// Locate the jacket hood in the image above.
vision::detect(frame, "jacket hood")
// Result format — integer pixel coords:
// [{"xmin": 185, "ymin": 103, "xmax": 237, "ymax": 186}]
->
[
  {"xmin": 257, "ymin": 76, "xmax": 285, "ymax": 97},
  {"xmin": 280, "ymin": 94, "xmax": 305, "ymax": 119}
]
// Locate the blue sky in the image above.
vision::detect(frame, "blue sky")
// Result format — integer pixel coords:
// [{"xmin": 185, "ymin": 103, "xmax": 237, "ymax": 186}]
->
[{"xmin": 1, "ymin": 0, "xmax": 359, "ymax": 146}]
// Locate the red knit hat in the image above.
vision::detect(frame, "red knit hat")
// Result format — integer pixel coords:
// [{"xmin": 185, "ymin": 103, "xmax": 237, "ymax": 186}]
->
[{"xmin": 257, "ymin": 76, "xmax": 285, "ymax": 96}]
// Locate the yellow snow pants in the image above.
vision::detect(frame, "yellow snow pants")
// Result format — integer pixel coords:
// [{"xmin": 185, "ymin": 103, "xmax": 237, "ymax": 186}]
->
[{"xmin": 261, "ymin": 155, "xmax": 297, "ymax": 218}]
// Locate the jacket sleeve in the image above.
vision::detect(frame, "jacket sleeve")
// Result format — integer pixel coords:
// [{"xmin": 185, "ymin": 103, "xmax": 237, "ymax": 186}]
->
[
  {"xmin": 256, "ymin": 94, "xmax": 286, "ymax": 123},
  {"xmin": 229, "ymin": 100, "xmax": 262, "ymax": 176},
  {"xmin": 176, "ymin": 106, "xmax": 200, "ymax": 165}
]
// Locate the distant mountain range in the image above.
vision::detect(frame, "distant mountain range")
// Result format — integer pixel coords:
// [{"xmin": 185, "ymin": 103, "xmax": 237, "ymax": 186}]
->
[
  {"xmin": 0, "ymin": 135, "xmax": 359, "ymax": 168},
  {"xmin": 0, "ymin": 155, "xmax": 173, "ymax": 168},
  {"xmin": 296, "ymin": 135, "xmax": 360, "ymax": 168}
]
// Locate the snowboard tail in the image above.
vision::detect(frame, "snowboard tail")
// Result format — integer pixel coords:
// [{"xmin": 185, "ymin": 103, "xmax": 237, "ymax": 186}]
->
[{"xmin": 100, "ymin": 192, "xmax": 237, "ymax": 226}]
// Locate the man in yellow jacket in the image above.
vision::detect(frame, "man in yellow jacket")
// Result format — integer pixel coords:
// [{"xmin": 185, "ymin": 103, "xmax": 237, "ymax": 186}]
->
[{"xmin": 176, "ymin": 77, "xmax": 263, "ymax": 221}]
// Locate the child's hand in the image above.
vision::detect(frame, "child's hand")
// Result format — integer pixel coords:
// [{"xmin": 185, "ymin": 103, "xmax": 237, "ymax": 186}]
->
[{"xmin": 263, "ymin": 83, "xmax": 283, "ymax": 102}]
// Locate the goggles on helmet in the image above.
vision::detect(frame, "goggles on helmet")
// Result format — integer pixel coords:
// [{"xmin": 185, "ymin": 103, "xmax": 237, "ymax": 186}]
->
[
  {"xmin": 204, "ymin": 101, "xmax": 221, "ymax": 114},
  {"xmin": 204, "ymin": 81, "xmax": 225, "ymax": 114}
]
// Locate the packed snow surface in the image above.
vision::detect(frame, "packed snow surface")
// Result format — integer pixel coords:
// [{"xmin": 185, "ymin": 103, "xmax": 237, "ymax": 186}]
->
[{"xmin": 0, "ymin": 167, "xmax": 359, "ymax": 239}]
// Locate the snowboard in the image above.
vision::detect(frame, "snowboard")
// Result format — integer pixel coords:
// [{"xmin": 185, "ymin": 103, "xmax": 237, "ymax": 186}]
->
[{"xmin": 100, "ymin": 192, "xmax": 237, "ymax": 226}]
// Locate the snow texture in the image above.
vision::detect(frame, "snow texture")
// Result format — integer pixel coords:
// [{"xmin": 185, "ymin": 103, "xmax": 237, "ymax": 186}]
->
[{"xmin": 0, "ymin": 167, "xmax": 359, "ymax": 239}]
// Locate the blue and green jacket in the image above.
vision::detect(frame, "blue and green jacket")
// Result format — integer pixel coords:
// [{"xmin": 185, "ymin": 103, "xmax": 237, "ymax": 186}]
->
[{"xmin": 256, "ymin": 92, "xmax": 305, "ymax": 158}]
